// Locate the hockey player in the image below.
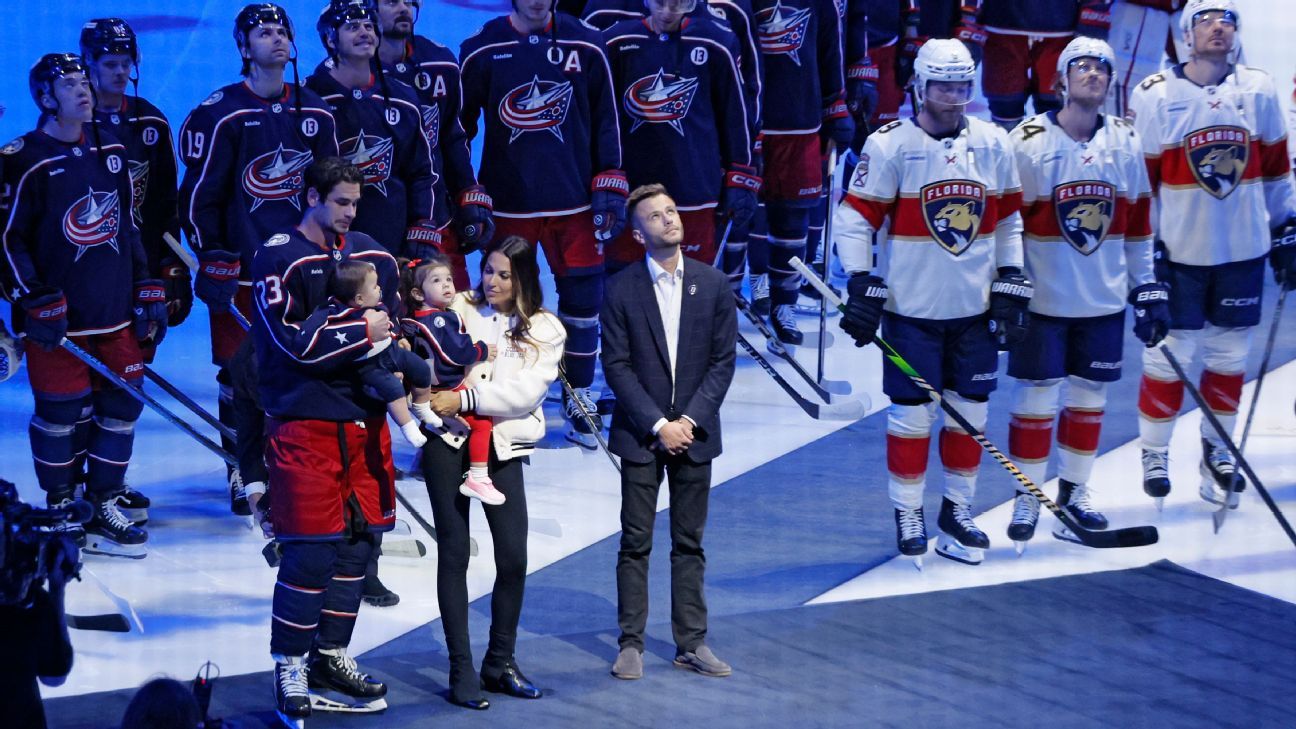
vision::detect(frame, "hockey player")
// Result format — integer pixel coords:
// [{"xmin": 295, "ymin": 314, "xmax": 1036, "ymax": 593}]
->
[
  {"xmin": 373, "ymin": 0, "xmax": 493, "ymax": 289},
  {"xmin": 1104, "ymin": 1, "xmax": 1183, "ymax": 117},
  {"xmin": 253, "ymin": 157, "xmax": 399, "ymax": 723},
  {"xmin": 307, "ymin": 0, "xmax": 438, "ymax": 260},
  {"xmin": 979, "ymin": 0, "xmax": 1113, "ymax": 130},
  {"xmin": 2, "ymin": 53, "xmax": 168, "ymax": 558},
  {"xmin": 459, "ymin": 0, "xmax": 626, "ymax": 444},
  {"xmin": 1005, "ymin": 37, "xmax": 1163, "ymax": 551},
  {"xmin": 833, "ymin": 39, "xmax": 1028, "ymax": 566},
  {"xmin": 1129, "ymin": 0, "xmax": 1296, "ymax": 509},
  {"xmin": 752, "ymin": 0, "xmax": 852, "ymax": 344},
  {"xmin": 603, "ymin": 0, "xmax": 756, "ymax": 273},
  {"xmin": 177, "ymin": 3, "xmax": 338, "ymax": 515}
]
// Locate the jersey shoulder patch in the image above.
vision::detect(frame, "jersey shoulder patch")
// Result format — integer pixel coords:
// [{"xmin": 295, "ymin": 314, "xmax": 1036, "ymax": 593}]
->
[
  {"xmin": 1, "ymin": 137, "xmax": 24, "ymax": 155},
  {"xmin": 201, "ymin": 90, "xmax": 225, "ymax": 106},
  {"xmin": 265, "ymin": 233, "xmax": 290, "ymax": 247}
]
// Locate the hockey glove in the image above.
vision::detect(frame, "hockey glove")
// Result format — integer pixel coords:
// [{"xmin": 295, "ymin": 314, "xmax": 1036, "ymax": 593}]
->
[
  {"xmin": 1129, "ymin": 282, "xmax": 1171, "ymax": 348},
  {"xmin": 954, "ymin": 13, "xmax": 988, "ymax": 65},
  {"xmin": 194, "ymin": 249, "xmax": 241, "ymax": 308},
  {"xmin": 752, "ymin": 133, "xmax": 765, "ymax": 177},
  {"xmin": 0, "ymin": 321, "xmax": 22, "ymax": 383},
  {"xmin": 720, "ymin": 165, "xmax": 761, "ymax": 226},
  {"xmin": 988, "ymin": 269, "xmax": 1033, "ymax": 349},
  {"xmin": 454, "ymin": 185, "xmax": 495, "ymax": 254},
  {"xmin": 591, "ymin": 170, "xmax": 630, "ymax": 243},
  {"xmin": 846, "ymin": 58, "xmax": 880, "ymax": 122},
  {"xmin": 404, "ymin": 219, "xmax": 446, "ymax": 261},
  {"xmin": 160, "ymin": 260, "xmax": 193, "ymax": 327},
  {"xmin": 1077, "ymin": 0, "xmax": 1113, "ymax": 39},
  {"xmin": 1152, "ymin": 240, "xmax": 1172, "ymax": 286},
  {"xmin": 20, "ymin": 288, "xmax": 68, "ymax": 351},
  {"xmin": 1269, "ymin": 219, "xmax": 1296, "ymax": 289},
  {"xmin": 840, "ymin": 273, "xmax": 888, "ymax": 347},
  {"xmin": 133, "ymin": 279, "xmax": 169, "ymax": 346},
  {"xmin": 822, "ymin": 99, "xmax": 855, "ymax": 149}
]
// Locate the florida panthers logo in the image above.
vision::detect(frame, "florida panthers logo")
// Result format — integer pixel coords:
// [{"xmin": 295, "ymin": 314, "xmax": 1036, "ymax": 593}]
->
[
  {"xmin": 624, "ymin": 68, "xmax": 699, "ymax": 135},
  {"xmin": 242, "ymin": 144, "xmax": 313, "ymax": 212},
  {"xmin": 1186, "ymin": 125, "xmax": 1250, "ymax": 199},
  {"xmin": 756, "ymin": 1, "xmax": 812, "ymax": 66},
  {"xmin": 128, "ymin": 159, "xmax": 149, "ymax": 224},
  {"xmin": 341, "ymin": 131, "xmax": 395, "ymax": 197},
  {"xmin": 421, "ymin": 104, "xmax": 441, "ymax": 149},
  {"xmin": 62, "ymin": 187, "xmax": 122, "ymax": 261},
  {"xmin": 1054, "ymin": 180, "xmax": 1115, "ymax": 255},
  {"xmin": 921, "ymin": 180, "xmax": 985, "ymax": 256},
  {"xmin": 499, "ymin": 75, "xmax": 573, "ymax": 142}
]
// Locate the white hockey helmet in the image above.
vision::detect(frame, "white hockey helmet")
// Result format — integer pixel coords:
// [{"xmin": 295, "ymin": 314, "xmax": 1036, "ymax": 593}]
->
[
  {"xmin": 1180, "ymin": 0, "xmax": 1241, "ymax": 61},
  {"xmin": 912, "ymin": 38, "xmax": 977, "ymax": 109},
  {"xmin": 1055, "ymin": 36, "xmax": 1116, "ymax": 101}
]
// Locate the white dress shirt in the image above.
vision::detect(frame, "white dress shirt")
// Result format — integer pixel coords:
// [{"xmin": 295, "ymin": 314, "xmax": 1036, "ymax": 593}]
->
[{"xmin": 647, "ymin": 253, "xmax": 686, "ymax": 436}]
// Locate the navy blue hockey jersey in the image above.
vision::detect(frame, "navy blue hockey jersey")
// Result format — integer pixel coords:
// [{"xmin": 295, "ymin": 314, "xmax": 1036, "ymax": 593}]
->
[
  {"xmin": 1, "ymin": 129, "xmax": 147, "ymax": 334},
  {"xmin": 459, "ymin": 14, "xmax": 622, "ymax": 217},
  {"xmin": 252, "ymin": 228, "xmax": 399, "ymax": 421},
  {"xmin": 177, "ymin": 81, "xmax": 339, "ymax": 275},
  {"xmin": 752, "ymin": 0, "xmax": 847, "ymax": 134},
  {"xmin": 305, "ymin": 68, "xmax": 437, "ymax": 254},
  {"xmin": 402, "ymin": 305, "xmax": 489, "ymax": 389},
  {"xmin": 93, "ymin": 96, "xmax": 180, "ymax": 275},
  {"xmin": 859, "ymin": 0, "xmax": 903, "ymax": 50},
  {"xmin": 604, "ymin": 17, "xmax": 752, "ymax": 208}
]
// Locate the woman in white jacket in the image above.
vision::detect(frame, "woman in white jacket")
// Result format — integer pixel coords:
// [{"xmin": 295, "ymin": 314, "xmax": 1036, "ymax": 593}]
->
[{"xmin": 425, "ymin": 236, "xmax": 566, "ymax": 709}]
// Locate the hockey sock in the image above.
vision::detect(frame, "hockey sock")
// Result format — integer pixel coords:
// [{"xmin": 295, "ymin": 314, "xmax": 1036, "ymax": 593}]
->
[
  {"xmin": 747, "ymin": 204, "xmax": 769, "ymax": 275},
  {"xmin": 887, "ymin": 432, "xmax": 930, "ymax": 510},
  {"xmin": 1008, "ymin": 414, "xmax": 1052, "ymax": 489},
  {"xmin": 218, "ymin": 370, "xmax": 237, "ymax": 476},
  {"xmin": 30, "ymin": 397, "xmax": 84, "ymax": 494},
  {"xmin": 271, "ymin": 541, "xmax": 336, "ymax": 657},
  {"xmin": 85, "ymin": 389, "xmax": 143, "ymax": 500},
  {"xmin": 71, "ymin": 401, "xmax": 92, "ymax": 478},
  {"xmin": 766, "ymin": 204, "xmax": 810, "ymax": 309},
  {"xmin": 720, "ymin": 214, "xmax": 751, "ymax": 291},
  {"xmin": 940, "ymin": 427, "xmax": 982, "ymax": 506},
  {"xmin": 315, "ymin": 536, "xmax": 373, "ymax": 651},
  {"xmin": 1198, "ymin": 369, "xmax": 1244, "ymax": 447},
  {"xmin": 555, "ymin": 274, "xmax": 602, "ymax": 388},
  {"xmin": 1057, "ymin": 408, "xmax": 1103, "ymax": 484},
  {"xmin": 1138, "ymin": 374, "xmax": 1184, "ymax": 450}
]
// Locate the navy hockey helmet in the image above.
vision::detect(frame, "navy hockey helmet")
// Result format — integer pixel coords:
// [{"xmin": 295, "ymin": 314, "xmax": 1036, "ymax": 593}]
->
[
  {"xmin": 79, "ymin": 18, "xmax": 138, "ymax": 64},
  {"xmin": 235, "ymin": 3, "xmax": 295, "ymax": 49},
  {"xmin": 317, "ymin": 0, "xmax": 380, "ymax": 53},
  {"xmin": 29, "ymin": 53, "xmax": 90, "ymax": 112}
]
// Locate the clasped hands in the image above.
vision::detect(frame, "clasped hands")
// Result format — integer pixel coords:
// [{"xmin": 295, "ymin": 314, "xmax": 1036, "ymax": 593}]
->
[{"xmin": 654, "ymin": 418, "xmax": 694, "ymax": 455}]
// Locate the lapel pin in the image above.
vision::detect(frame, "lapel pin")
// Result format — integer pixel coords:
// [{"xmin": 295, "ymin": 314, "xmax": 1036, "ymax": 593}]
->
[{"xmin": 688, "ymin": 283, "xmax": 696, "ymax": 296}]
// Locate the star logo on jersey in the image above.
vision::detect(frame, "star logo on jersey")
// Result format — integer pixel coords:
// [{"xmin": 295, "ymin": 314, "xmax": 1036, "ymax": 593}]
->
[
  {"xmin": 756, "ymin": 1, "xmax": 812, "ymax": 66},
  {"xmin": 1054, "ymin": 180, "xmax": 1115, "ymax": 256},
  {"xmin": 241, "ymin": 144, "xmax": 313, "ymax": 212},
  {"xmin": 61, "ymin": 187, "xmax": 122, "ymax": 261},
  {"xmin": 1186, "ymin": 125, "xmax": 1250, "ymax": 199},
  {"xmin": 421, "ymin": 103, "xmax": 441, "ymax": 149},
  {"xmin": 341, "ymin": 130, "xmax": 395, "ymax": 197},
  {"xmin": 920, "ymin": 180, "xmax": 985, "ymax": 256},
  {"xmin": 624, "ymin": 68, "xmax": 699, "ymax": 135},
  {"xmin": 128, "ymin": 159, "xmax": 149, "ymax": 224},
  {"xmin": 498, "ymin": 76, "xmax": 573, "ymax": 142}
]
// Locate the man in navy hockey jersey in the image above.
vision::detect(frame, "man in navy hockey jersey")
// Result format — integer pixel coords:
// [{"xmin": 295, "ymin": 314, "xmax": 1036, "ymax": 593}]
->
[
  {"xmin": 253, "ymin": 156, "xmax": 399, "ymax": 723},
  {"xmin": 459, "ymin": 0, "xmax": 627, "ymax": 445},
  {"xmin": 1, "ymin": 54, "xmax": 167, "ymax": 559},
  {"xmin": 177, "ymin": 3, "xmax": 338, "ymax": 511},
  {"xmin": 308, "ymin": 0, "xmax": 438, "ymax": 262},
  {"xmin": 374, "ymin": 0, "xmax": 493, "ymax": 288},
  {"xmin": 603, "ymin": 0, "xmax": 757, "ymax": 273}
]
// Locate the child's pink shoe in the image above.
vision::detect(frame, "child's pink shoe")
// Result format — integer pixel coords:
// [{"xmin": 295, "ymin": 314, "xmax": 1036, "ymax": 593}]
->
[{"xmin": 459, "ymin": 472, "xmax": 506, "ymax": 506}]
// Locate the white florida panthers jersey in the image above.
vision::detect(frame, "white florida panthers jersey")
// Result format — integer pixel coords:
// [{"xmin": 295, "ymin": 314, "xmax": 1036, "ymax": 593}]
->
[
  {"xmin": 1128, "ymin": 64, "xmax": 1296, "ymax": 266},
  {"xmin": 835, "ymin": 116, "xmax": 1024, "ymax": 320},
  {"xmin": 1011, "ymin": 112, "xmax": 1154, "ymax": 319}
]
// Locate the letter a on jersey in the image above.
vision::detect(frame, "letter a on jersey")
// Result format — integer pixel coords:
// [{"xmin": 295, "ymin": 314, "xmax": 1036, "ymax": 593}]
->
[
  {"xmin": 1186, "ymin": 125, "xmax": 1250, "ymax": 199},
  {"xmin": 1054, "ymin": 180, "xmax": 1115, "ymax": 255},
  {"xmin": 921, "ymin": 180, "xmax": 985, "ymax": 256}
]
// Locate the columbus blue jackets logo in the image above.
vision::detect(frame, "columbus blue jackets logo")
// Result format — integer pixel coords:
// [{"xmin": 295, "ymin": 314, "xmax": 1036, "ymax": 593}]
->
[
  {"xmin": 128, "ymin": 159, "xmax": 149, "ymax": 224},
  {"xmin": 624, "ymin": 68, "xmax": 699, "ymax": 135},
  {"xmin": 61, "ymin": 187, "xmax": 122, "ymax": 260},
  {"xmin": 920, "ymin": 180, "xmax": 985, "ymax": 256},
  {"xmin": 498, "ymin": 75, "xmax": 573, "ymax": 142},
  {"xmin": 421, "ymin": 104, "xmax": 441, "ymax": 149},
  {"xmin": 1054, "ymin": 180, "xmax": 1115, "ymax": 255},
  {"xmin": 340, "ymin": 131, "xmax": 395, "ymax": 196},
  {"xmin": 1186, "ymin": 125, "xmax": 1250, "ymax": 199},
  {"xmin": 756, "ymin": 1, "xmax": 812, "ymax": 66},
  {"xmin": 241, "ymin": 144, "xmax": 313, "ymax": 212}
]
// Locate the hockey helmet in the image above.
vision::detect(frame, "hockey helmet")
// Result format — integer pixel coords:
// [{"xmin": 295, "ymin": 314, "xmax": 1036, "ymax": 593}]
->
[
  {"xmin": 80, "ymin": 18, "xmax": 138, "ymax": 64},
  {"xmin": 235, "ymin": 3, "xmax": 295, "ymax": 49},
  {"xmin": 1180, "ymin": 0, "xmax": 1240, "ymax": 61},
  {"xmin": 912, "ymin": 38, "xmax": 977, "ymax": 109},
  {"xmin": 317, "ymin": 0, "xmax": 380, "ymax": 53},
  {"xmin": 1055, "ymin": 36, "xmax": 1115, "ymax": 101},
  {"xmin": 29, "ymin": 52, "xmax": 90, "ymax": 112},
  {"xmin": 643, "ymin": 0, "xmax": 699, "ymax": 16}
]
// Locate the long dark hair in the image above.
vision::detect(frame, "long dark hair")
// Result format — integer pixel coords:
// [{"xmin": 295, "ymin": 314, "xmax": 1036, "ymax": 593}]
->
[{"xmin": 474, "ymin": 235, "xmax": 545, "ymax": 348}]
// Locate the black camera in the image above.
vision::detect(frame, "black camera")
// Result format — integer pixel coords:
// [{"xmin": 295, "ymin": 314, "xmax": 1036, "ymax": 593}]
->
[{"xmin": 0, "ymin": 479, "xmax": 91, "ymax": 606}]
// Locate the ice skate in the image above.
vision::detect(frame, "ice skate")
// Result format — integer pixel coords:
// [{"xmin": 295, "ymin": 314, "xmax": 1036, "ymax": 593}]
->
[
  {"xmin": 308, "ymin": 648, "xmax": 388, "ymax": 713},
  {"xmin": 935, "ymin": 497, "xmax": 989, "ymax": 565},
  {"xmin": 274, "ymin": 655, "xmax": 310, "ymax": 727},
  {"xmin": 562, "ymin": 386, "xmax": 601, "ymax": 449},
  {"xmin": 893, "ymin": 506, "xmax": 927, "ymax": 570},
  {"xmin": 229, "ymin": 468, "xmax": 250, "ymax": 517},
  {"xmin": 1007, "ymin": 493, "xmax": 1040, "ymax": 556},
  {"xmin": 1057, "ymin": 480, "xmax": 1106, "ymax": 529},
  {"xmin": 115, "ymin": 487, "xmax": 151, "ymax": 524},
  {"xmin": 770, "ymin": 305, "xmax": 803, "ymax": 346},
  {"xmin": 45, "ymin": 493, "xmax": 87, "ymax": 548},
  {"xmin": 1199, "ymin": 438, "xmax": 1243, "ymax": 509},
  {"xmin": 749, "ymin": 273, "xmax": 770, "ymax": 317},
  {"xmin": 85, "ymin": 495, "xmax": 147, "ymax": 559},
  {"xmin": 1141, "ymin": 448, "xmax": 1170, "ymax": 511},
  {"xmin": 459, "ymin": 472, "xmax": 506, "ymax": 506}
]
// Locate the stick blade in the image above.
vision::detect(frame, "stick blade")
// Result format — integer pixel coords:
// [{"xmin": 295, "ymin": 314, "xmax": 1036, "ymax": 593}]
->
[
  {"xmin": 819, "ymin": 378, "xmax": 853, "ymax": 396},
  {"xmin": 811, "ymin": 397, "xmax": 868, "ymax": 421},
  {"xmin": 66, "ymin": 613, "xmax": 131, "ymax": 632},
  {"xmin": 1082, "ymin": 525, "xmax": 1160, "ymax": 549}
]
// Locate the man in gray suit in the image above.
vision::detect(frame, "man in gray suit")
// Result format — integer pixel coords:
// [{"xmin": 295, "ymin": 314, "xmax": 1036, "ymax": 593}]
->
[{"xmin": 600, "ymin": 184, "xmax": 738, "ymax": 680}]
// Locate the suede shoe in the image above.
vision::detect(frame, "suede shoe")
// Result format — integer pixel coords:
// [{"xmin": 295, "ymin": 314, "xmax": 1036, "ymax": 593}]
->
[
  {"xmin": 611, "ymin": 647, "xmax": 643, "ymax": 680},
  {"xmin": 673, "ymin": 645, "xmax": 732, "ymax": 677}
]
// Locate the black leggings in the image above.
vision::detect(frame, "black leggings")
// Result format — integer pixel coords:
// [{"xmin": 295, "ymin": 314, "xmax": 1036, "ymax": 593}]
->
[{"xmin": 422, "ymin": 436, "xmax": 528, "ymax": 688}]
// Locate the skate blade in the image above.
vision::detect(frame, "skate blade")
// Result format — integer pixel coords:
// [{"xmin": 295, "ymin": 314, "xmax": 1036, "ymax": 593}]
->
[
  {"xmin": 1052, "ymin": 526, "xmax": 1085, "ymax": 545},
  {"xmin": 275, "ymin": 710, "xmax": 306, "ymax": 728},
  {"xmin": 1153, "ymin": 496, "xmax": 1165, "ymax": 512},
  {"xmin": 1013, "ymin": 540, "xmax": 1027, "ymax": 557},
  {"xmin": 565, "ymin": 428, "xmax": 598, "ymax": 450},
  {"xmin": 935, "ymin": 536, "xmax": 984, "ymax": 565},
  {"xmin": 310, "ymin": 690, "xmax": 387, "ymax": 713},
  {"xmin": 910, "ymin": 554, "xmax": 924, "ymax": 571},
  {"xmin": 1198, "ymin": 479, "xmax": 1240, "ymax": 510},
  {"xmin": 84, "ymin": 538, "xmax": 147, "ymax": 559},
  {"xmin": 765, "ymin": 337, "xmax": 792, "ymax": 356}
]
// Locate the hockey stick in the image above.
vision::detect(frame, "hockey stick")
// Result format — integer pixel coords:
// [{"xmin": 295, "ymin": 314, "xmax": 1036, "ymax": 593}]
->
[
  {"xmin": 557, "ymin": 368, "xmax": 621, "ymax": 473},
  {"xmin": 736, "ymin": 331, "xmax": 867, "ymax": 420},
  {"xmin": 60, "ymin": 338, "xmax": 236, "ymax": 467},
  {"xmin": 82, "ymin": 565, "xmax": 144, "ymax": 633},
  {"xmin": 164, "ymin": 232, "xmax": 252, "ymax": 332},
  {"xmin": 1158, "ymin": 344, "xmax": 1296, "ymax": 548},
  {"xmin": 818, "ymin": 142, "xmax": 838, "ymax": 386},
  {"xmin": 142, "ymin": 366, "xmax": 235, "ymax": 441},
  {"xmin": 793, "ymin": 257, "xmax": 1160, "ymax": 549},
  {"xmin": 1214, "ymin": 286, "xmax": 1287, "ymax": 530},
  {"xmin": 65, "ymin": 612, "xmax": 130, "ymax": 632}
]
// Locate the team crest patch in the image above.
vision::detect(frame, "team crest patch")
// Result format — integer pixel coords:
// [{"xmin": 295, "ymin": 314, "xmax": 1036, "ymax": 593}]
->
[
  {"xmin": 128, "ymin": 159, "xmax": 150, "ymax": 224},
  {"xmin": 421, "ymin": 103, "xmax": 441, "ymax": 148},
  {"xmin": 1, "ymin": 138, "xmax": 23, "ymax": 155},
  {"xmin": 1186, "ymin": 125, "xmax": 1249, "ymax": 199},
  {"xmin": 201, "ymin": 91, "xmax": 224, "ymax": 106},
  {"xmin": 265, "ymin": 233, "xmax": 290, "ymax": 246},
  {"xmin": 624, "ymin": 68, "xmax": 698, "ymax": 136},
  {"xmin": 756, "ymin": 0, "xmax": 812, "ymax": 66},
  {"xmin": 920, "ymin": 180, "xmax": 985, "ymax": 256},
  {"xmin": 62, "ymin": 187, "xmax": 122, "ymax": 260},
  {"xmin": 340, "ymin": 131, "xmax": 395, "ymax": 196},
  {"xmin": 498, "ymin": 75, "xmax": 573, "ymax": 142},
  {"xmin": 241, "ymin": 144, "xmax": 313, "ymax": 212},
  {"xmin": 1054, "ymin": 180, "xmax": 1115, "ymax": 255}
]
